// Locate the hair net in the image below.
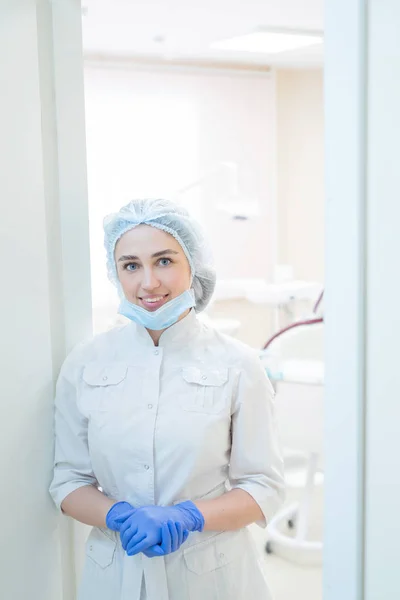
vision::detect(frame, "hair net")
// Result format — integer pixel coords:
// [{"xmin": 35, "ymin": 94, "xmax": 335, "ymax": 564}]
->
[{"xmin": 103, "ymin": 198, "xmax": 216, "ymax": 312}]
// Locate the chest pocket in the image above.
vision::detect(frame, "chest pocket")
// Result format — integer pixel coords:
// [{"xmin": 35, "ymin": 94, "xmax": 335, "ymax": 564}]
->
[
  {"xmin": 79, "ymin": 363, "xmax": 129, "ymax": 416},
  {"xmin": 180, "ymin": 367, "xmax": 229, "ymax": 414}
]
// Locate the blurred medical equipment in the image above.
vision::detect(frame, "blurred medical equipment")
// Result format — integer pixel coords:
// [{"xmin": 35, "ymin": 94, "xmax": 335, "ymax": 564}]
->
[
  {"xmin": 197, "ymin": 311, "xmax": 242, "ymax": 337},
  {"xmin": 214, "ymin": 278, "xmax": 322, "ymax": 305},
  {"xmin": 213, "ymin": 276, "xmax": 322, "ymax": 333},
  {"xmin": 260, "ymin": 291, "xmax": 324, "ymax": 566},
  {"xmin": 174, "ymin": 161, "xmax": 260, "ymax": 221},
  {"xmin": 203, "ymin": 267, "xmax": 322, "ymax": 340}
]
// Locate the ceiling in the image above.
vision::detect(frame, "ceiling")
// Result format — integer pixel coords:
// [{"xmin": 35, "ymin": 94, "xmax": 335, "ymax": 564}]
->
[{"xmin": 82, "ymin": 0, "xmax": 324, "ymax": 68}]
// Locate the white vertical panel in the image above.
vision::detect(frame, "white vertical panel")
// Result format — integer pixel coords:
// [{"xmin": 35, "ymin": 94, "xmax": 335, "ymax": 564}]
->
[
  {"xmin": 0, "ymin": 1, "xmax": 91, "ymax": 599},
  {"xmin": 364, "ymin": 0, "xmax": 400, "ymax": 597},
  {"xmin": 51, "ymin": 0, "xmax": 92, "ymax": 353},
  {"xmin": 324, "ymin": 1, "xmax": 367, "ymax": 599},
  {"xmin": 0, "ymin": 3, "xmax": 63, "ymax": 598}
]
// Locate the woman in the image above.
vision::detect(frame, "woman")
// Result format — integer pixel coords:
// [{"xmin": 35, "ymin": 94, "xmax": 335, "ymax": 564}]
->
[{"xmin": 49, "ymin": 198, "xmax": 285, "ymax": 600}]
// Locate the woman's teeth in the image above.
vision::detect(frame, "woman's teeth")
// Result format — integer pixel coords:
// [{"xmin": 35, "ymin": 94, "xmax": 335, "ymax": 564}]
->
[{"xmin": 144, "ymin": 296, "xmax": 164, "ymax": 303}]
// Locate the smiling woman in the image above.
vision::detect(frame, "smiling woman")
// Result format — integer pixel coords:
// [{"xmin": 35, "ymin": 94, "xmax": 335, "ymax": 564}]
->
[
  {"xmin": 49, "ymin": 198, "xmax": 285, "ymax": 600},
  {"xmin": 116, "ymin": 227, "xmax": 191, "ymax": 312},
  {"xmin": 103, "ymin": 199, "xmax": 216, "ymax": 313},
  {"xmin": 115, "ymin": 225, "xmax": 195, "ymax": 340}
]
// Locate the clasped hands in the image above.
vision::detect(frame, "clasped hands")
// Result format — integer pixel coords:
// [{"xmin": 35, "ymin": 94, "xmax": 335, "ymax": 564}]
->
[{"xmin": 106, "ymin": 500, "xmax": 204, "ymax": 558}]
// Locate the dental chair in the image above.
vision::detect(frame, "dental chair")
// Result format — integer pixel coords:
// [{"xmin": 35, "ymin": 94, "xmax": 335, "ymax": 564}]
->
[{"xmin": 260, "ymin": 292, "xmax": 324, "ymax": 566}]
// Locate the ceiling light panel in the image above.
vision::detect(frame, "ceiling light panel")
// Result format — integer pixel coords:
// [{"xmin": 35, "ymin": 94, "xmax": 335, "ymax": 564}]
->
[{"xmin": 211, "ymin": 30, "xmax": 323, "ymax": 54}]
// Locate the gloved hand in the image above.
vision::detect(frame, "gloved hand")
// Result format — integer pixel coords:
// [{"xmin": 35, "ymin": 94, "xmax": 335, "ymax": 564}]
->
[
  {"xmin": 114, "ymin": 501, "xmax": 205, "ymax": 557},
  {"xmin": 106, "ymin": 501, "xmax": 191, "ymax": 558},
  {"xmin": 106, "ymin": 501, "xmax": 135, "ymax": 531},
  {"xmin": 142, "ymin": 520, "xmax": 189, "ymax": 558}
]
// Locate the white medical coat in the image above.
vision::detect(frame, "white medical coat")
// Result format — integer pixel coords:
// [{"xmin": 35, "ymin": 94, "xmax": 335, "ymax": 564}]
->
[{"xmin": 50, "ymin": 310, "xmax": 285, "ymax": 600}]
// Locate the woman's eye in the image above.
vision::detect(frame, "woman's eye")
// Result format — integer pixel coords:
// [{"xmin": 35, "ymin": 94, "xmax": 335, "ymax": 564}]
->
[
  {"xmin": 159, "ymin": 258, "xmax": 171, "ymax": 267},
  {"xmin": 125, "ymin": 263, "xmax": 138, "ymax": 272}
]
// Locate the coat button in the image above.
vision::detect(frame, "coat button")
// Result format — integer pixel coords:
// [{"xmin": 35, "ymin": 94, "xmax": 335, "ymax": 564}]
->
[
  {"xmin": 154, "ymin": 349, "xmax": 159, "ymax": 355},
  {"xmin": 102, "ymin": 376, "xmax": 108, "ymax": 381},
  {"xmin": 89, "ymin": 545, "xmax": 93, "ymax": 551},
  {"xmin": 201, "ymin": 375, "xmax": 207, "ymax": 380},
  {"xmin": 144, "ymin": 465, "xmax": 150, "ymax": 470},
  {"xmin": 148, "ymin": 404, "xmax": 153, "ymax": 410}
]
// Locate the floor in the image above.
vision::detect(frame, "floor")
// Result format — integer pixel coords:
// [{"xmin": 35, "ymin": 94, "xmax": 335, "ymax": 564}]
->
[{"xmin": 249, "ymin": 468, "xmax": 323, "ymax": 600}]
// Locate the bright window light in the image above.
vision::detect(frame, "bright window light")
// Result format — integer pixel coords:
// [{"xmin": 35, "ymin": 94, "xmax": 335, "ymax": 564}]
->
[{"xmin": 211, "ymin": 30, "xmax": 323, "ymax": 54}]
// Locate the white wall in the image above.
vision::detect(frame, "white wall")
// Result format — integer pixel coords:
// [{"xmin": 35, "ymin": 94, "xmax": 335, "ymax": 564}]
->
[
  {"xmin": 365, "ymin": 0, "xmax": 400, "ymax": 597},
  {"xmin": 276, "ymin": 69, "xmax": 324, "ymax": 282},
  {"xmin": 324, "ymin": 0, "xmax": 366, "ymax": 592},
  {"xmin": 83, "ymin": 63, "xmax": 276, "ymax": 341},
  {"xmin": 324, "ymin": 0, "xmax": 400, "ymax": 598},
  {"xmin": 0, "ymin": 2, "xmax": 91, "ymax": 598}
]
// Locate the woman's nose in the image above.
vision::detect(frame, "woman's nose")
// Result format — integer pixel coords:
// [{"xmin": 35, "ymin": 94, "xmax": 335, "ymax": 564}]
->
[{"xmin": 141, "ymin": 268, "xmax": 161, "ymax": 290}]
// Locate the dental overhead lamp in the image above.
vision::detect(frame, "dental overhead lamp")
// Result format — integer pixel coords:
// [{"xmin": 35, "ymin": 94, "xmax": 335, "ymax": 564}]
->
[{"xmin": 174, "ymin": 161, "xmax": 260, "ymax": 221}]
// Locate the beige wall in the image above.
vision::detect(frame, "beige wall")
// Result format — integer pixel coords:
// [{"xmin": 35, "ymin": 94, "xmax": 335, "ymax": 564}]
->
[
  {"xmin": 210, "ymin": 69, "xmax": 325, "ymax": 350},
  {"xmin": 276, "ymin": 69, "xmax": 324, "ymax": 282}
]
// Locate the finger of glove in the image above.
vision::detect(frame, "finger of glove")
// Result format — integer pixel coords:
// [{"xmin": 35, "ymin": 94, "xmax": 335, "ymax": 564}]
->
[
  {"xmin": 182, "ymin": 529, "xmax": 189, "ymax": 544},
  {"xmin": 127, "ymin": 533, "xmax": 158, "ymax": 557},
  {"xmin": 113, "ymin": 509, "xmax": 136, "ymax": 523},
  {"xmin": 141, "ymin": 525, "xmax": 168, "ymax": 557},
  {"xmin": 119, "ymin": 516, "xmax": 137, "ymax": 538},
  {"xmin": 175, "ymin": 521, "xmax": 184, "ymax": 548},
  {"xmin": 119, "ymin": 520, "xmax": 137, "ymax": 543},
  {"xmin": 170, "ymin": 520, "xmax": 182, "ymax": 552},
  {"xmin": 159, "ymin": 521, "xmax": 173, "ymax": 554},
  {"xmin": 142, "ymin": 523, "xmax": 188, "ymax": 557},
  {"xmin": 123, "ymin": 529, "xmax": 149, "ymax": 551},
  {"xmin": 143, "ymin": 544, "xmax": 165, "ymax": 558},
  {"xmin": 120, "ymin": 523, "xmax": 140, "ymax": 551},
  {"xmin": 125, "ymin": 523, "xmax": 162, "ymax": 554},
  {"xmin": 176, "ymin": 523, "xmax": 189, "ymax": 547}
]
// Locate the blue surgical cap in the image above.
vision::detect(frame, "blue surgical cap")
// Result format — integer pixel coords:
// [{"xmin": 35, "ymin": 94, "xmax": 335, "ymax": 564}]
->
[{"xmin": 103, "ymin": 198, "xmax": 216, "ymax": 312}]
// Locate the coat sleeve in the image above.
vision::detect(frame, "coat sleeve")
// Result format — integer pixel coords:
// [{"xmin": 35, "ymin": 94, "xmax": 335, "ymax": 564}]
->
[
  {"xmin": 229, "ymin": 351, "xmax": 286, "ymax": 527},
  {"xmin": 49, "ymin": 345, "xmax": 98, "ymax": 510}
]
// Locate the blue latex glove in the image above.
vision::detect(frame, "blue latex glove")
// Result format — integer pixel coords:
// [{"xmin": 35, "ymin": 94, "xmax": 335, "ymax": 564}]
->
[
  {"xmin": 143, "ymin": 520, "xmax": 189, "ymax": 558},
  {"xmin": 106, "ymin": 502, "xmax": 190, "ymax": 557},
  {"xmin": 106, "ymin": 502, "xmax": 134, "ymax": 531},
  {"xmin": 114, "ymin": 501, "xmax": 205, "ymax": 557}
]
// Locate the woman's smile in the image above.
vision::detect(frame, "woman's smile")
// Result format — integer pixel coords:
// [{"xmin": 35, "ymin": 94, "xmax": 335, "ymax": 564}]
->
[{"xmin": 139, "ymin": 294, "xmax": 169, "ymax": 311}]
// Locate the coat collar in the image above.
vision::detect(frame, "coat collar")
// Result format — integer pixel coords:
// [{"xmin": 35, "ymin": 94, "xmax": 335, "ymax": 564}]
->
[{"xmin": 129, "ymin": 309, "xmax": 201, "ymax": 347}]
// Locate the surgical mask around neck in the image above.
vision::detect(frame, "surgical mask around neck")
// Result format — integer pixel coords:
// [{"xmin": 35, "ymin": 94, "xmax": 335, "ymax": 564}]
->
[{"xmin": 118, "ymin": 289, "xmax": 196, "ymax": 330}]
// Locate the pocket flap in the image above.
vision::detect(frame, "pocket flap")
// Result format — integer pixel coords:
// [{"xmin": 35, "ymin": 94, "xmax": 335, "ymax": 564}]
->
[
  {"xmin": 82, "ymin": 363, "xmax": 127, "ymax": 387},
  {"xmin": 86, "ymin": 528, "xmax": 116, "ymax": 568},
  {"xmin": 182, "ymin": 367, "xmax": 228, "ymax": 387},
  {"xmin": 183, "ymin": 531, "xmax": 241, "ymax": 574}
]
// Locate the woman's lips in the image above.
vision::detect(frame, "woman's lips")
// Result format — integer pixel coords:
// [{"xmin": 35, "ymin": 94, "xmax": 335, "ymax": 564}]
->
[{"xmin": 139, "ymin": 294, "xmax": 169, "ymax": 311}]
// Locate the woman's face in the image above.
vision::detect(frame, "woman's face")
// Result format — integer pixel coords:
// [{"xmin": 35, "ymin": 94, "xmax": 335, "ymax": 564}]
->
[{"xmin": 114, "ymin": 225, "xmax": 192, "ymax": 311}]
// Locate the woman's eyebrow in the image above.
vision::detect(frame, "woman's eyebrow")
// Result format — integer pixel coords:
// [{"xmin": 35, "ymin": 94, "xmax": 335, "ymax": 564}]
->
[
  {"xmin": 151, "ymin": 249, "xmax": 179, "ymax": 258},
  {"xmin": 117, "ymin": 250, "xmax": 179, "ymax": 262}
]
